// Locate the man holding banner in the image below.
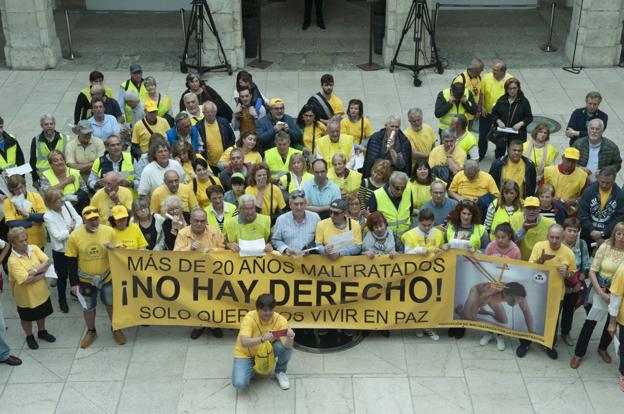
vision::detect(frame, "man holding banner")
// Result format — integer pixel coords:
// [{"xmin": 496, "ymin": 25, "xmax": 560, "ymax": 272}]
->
[{"xmin": 224, "ymin": 195, "xmax": 272, "ymax": 254}]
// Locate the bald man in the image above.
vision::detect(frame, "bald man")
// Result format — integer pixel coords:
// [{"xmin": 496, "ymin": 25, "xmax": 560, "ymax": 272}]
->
[
  {"xmin": 89, "ymin": 171, "xmax": 134, "ymax": 223},
  {"xmin": 150, "ymin": 170, "xmax": 198, "ymax": 215}
]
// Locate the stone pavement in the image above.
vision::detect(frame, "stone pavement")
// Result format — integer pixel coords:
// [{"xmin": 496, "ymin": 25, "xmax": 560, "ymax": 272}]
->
[{"xmin": 0, "ymin": 65, "xmax": 624, "ymax": 413}]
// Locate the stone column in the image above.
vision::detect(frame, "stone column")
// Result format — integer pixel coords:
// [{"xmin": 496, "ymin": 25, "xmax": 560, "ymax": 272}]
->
[
  {"xmin": 565, "ymin": 0, "xmax": 623, "ymax": 66},
  {"xmin": 0, "ymin": 0, "xmax": 62, "ymax": 69},
  {"xmin": 384, "ymin": 0, "xmax": 433, "ymax": 67},
  {"xmin": 199, "ymin": 0, "xmax": 244, "ymax": 70}
]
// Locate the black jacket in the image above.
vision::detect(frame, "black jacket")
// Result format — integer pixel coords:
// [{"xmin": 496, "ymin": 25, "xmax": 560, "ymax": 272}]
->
[
  {"xmin": 196, "ymin": 116, "xmax": 236, "ymax": 160},
  {"xmin": 179, "ymin": 83, "xmax": 233, "ymax": 121},
  {"xmin": 362, "ymin": 128, "xmax": 412, "ymax": 178},
  {"xmin": 489, "ymin": 155, "xmax": 537, "ymax": 197},
  {"xmin": 579, "ymin": 182, "xmax": 624, "ymax": 239},
  {"xmin": 491, "ymin": 91, "xmax": 533, "ymax": 141}
]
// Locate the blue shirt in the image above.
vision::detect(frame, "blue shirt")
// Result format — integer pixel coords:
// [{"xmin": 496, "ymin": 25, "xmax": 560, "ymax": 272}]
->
[
  {"xmin": 302, "ymin": 179, "xmax": 341, "ymax": 208},
  {"xmin": 271, "ymin": 211, "xmax": 321, "ymax": 253},
  {"xmin": 89, "ymin": 114, "xmax": 120, "ymax": 140},
  {"xmin": 166, "ymin": 125, "xmax": 202, "ymax": 154},
  {"xmin": 421, "ymin": 197, "xmax": 457, "ymax": 226},
  {"xmin": 566, "ymin": 107, "xmax": 608, "ymax": 137}
]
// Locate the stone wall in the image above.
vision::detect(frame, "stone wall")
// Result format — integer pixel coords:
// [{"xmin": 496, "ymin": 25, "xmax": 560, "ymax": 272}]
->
[
  {"xmin": 384, "ymin": 0, "xmax": 433, "ymax": 67},
  {"xmin": 197, "ymin": 0, "xmax": 244, "ymax": 71}
]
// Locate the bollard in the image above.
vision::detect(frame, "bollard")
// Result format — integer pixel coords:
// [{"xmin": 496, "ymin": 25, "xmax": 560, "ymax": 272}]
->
[
  {"xmin": 540, "ymin": 2, "xmax": 558, "ymax": 52},
  {"xmin": 64, "ymin": 10, "xmax": 76, "ymax": 60}
]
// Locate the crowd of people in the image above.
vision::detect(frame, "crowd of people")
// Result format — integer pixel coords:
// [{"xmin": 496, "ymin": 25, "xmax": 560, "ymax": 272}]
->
[{"xmin": 0, "ymin": 60, "xmax": 624, "ymax": 393}]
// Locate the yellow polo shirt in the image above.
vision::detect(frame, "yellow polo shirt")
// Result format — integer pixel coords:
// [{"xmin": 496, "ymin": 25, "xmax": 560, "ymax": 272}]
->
[
  {"xmin": 543, "ymin": 166, "xmax": 587, "ymax": 201},
  {"xmin": 428, "ymin": 144, "xmax": 466, "ymax": 168},
  {"xmin": 482, "ymin": 72, "xmax": 513, "ymax": 113},
  {"xmin": 131, "ymin": 117, "xmax": 170, "ymax": 152},
  {"xmin": 404, "ymin": 124, "xmax": 437, "ymax": 156},
  {"xmin": 3, "ymin": 192, "xmax": 47, "ymax": 248},
  {"xmin": 224, "ymin": 214, "xmax": 271, "ymax": 243},
  {"xmin": 245, "ymin": 185, "xmax": 286, "ymax": 216},
  {"xmin": 340, "ymin": 117, "xmax": 372, "ymax": 145},
  {"xmin": 113, "ymin": 222, "xmax": 148, "ymax": 250},
  {"xmin": 502, "ymin": 160, "xmax": 526, "ymax": 196},
  {"xmin": 90, "ymin": 186, "xmax": 134, "ymax": 224},
  {"xmin": 315, "ymin": 218, "xmax": 362, "ymax": 246},
  {"xmin": 65, "ymin": 225, "xmax": 119, "ymax": 276},
  {"xmin": 8, "ymin": 246, "xmax": 50, "ymax": 308},
  {"xmin": 529, "ymin": 240, "xmax": 576, "ymax": 299},
  {"xmin": 204, "ymin": 121, "xmax": 224, "ymax": 167},
  {"xmin": 234, "ymin": 311, "xmax": 288, "ymax": 358},
  {"xmin": 150, "ymin": 184, "xmax": 198, "ymax": 214},
  {"xmin": 449, "ymin": 171, "xmax": 500, "ymax": 201}
]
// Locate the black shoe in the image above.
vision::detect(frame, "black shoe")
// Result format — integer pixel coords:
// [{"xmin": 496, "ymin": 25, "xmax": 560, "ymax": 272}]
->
[
  {"xmin": 317, "ymin": 21, "xmax": 326, "ymax": 30},
  {"xmin": 516, "ymin": 344, "xmax": 529, "ymax": 358},
  {"xmin": 454, "ymin": 328, "xmax": 465, "ymax": 339},
  {"xmin": 447, "ymin": 328, "xmax": 456, "ymax": 338},
  {"xmin": 543, "ymin": 346, "xmax": 558, "ymax": 360},
  {"xmin": 210, "ymin": 328, "xmax": 223, "ymax": 338},
  {"xmin": 1, "ymin": 355, "xmax": 22, "ymax": 366},
  {"xmin": 26, "ymin": 334, "xmax": 39, "ymax": 349},
  {"xmin": 37, "ymin": 330, "xmax": 56, "ymax": 343},
  {"xmin": 59, "ymin": 299, "xmax": 69, "ymax": 313},
  {"xmin": 190, "ymin": 328, "xmax": 205, "ymax": 339},
  {"xmin": 302, "ymin": 21, "xmax": 310, "ymax": 30}
]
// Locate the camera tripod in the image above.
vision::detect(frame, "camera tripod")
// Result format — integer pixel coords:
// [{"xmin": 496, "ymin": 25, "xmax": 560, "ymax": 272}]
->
[
  {"xmin": 389, "ymin": 0, "xmax": 443, "ymax": 87},
  {"xmin": 180, "ymin": 0, "xmax": 232, "ymax": 75}
]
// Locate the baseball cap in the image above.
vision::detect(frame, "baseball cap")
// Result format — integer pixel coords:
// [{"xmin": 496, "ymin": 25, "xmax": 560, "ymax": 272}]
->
[
  {"xmin": 330, "ymin": 199, "xmax": 347, "ymax": 211},
  {"xmin": 129, "ymin": 63, "xmax": 143, "ymax": 73},
  {"xmin": 111, "ymin": 205, "xmax": 129, "ymax": 220},
  {"xmin": 82, "ymin": 205, "xmax": 99, "ymax": 220},
  {"xmin": 269, "ymin": 98, "xmax": 284, "ymax": 108},
  {"xmin": 144, "ymin": 100, "xmax": 158, "ymax": 113},
  {"xmin": 77, "ymin": 119, "xmax": 93, "ymax": 134},
  {"xmin": 563, "ymin": 147, "xmax": 580, "ymax": 161},
  {"xmin": 231, "ymin": 172, "xmax": 246, "ymax": 184},
  {"xmin": 524, "ymin": 197, "xmax": 540, "ymax": 208}
]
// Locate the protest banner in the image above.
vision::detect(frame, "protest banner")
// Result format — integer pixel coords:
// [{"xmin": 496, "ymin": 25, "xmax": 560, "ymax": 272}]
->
[{"xmin": 110, "ymin": 249, "xmax": 563, "ymax": 347}]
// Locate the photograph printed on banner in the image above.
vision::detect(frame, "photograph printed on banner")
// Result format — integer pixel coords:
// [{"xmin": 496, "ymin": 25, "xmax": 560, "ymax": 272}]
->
[{"xmin": 453, "ymin": 254, "xmax": 548, "ymax": 336}]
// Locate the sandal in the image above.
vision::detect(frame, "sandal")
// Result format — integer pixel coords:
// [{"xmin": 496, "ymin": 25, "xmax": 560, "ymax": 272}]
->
[{"xmin": 619, "ymin": 375, "xmax": 624, "ymax": 393}]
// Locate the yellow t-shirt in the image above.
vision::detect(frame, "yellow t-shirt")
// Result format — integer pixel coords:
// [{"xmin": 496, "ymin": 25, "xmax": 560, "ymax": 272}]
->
[
  {"xmin": 328, "ymin": 95, "xmax": 345, "ymax": 115},
  {"xmin": 590, "ymin": 242, "xmax": 623, "ymax": 279},
  {"xmin": 188, "ymin": 176, "xmax": 223, "ymax": 209},
  {"xmin": 303, "ymin": 122, "xmax": 327, "ymax": 152},
  {"xmin": 522, "ymin": 143, "xmax": 559, "ymax": 175},
  {"xmin": 113, "ymin": 222, "xmax": 148, "ymax": 250},
  {"xmin": 204, "ymin": 121, "xmax": 224, "ymax": 167},
  {"xmin": 65, "ymin": 225, "xmax": 119, "ymax": 276},
  {"xmin": 608, "ymin": 268, "xmax": 624, "ymax": 325},
  {"xmin": 401, "ymin": 228, "xmax": 445, "ymax": 252},
  {"xmin": 543, "ymin": 166, "xmax": 587, "ymax": 201},
  {"xmin": 8, "ymin": 245, "xmax": 50, "ymax": 308},
  {"xmin": 600, "ymin": 188, "xmax": 612, "ymax": 211},
  {"xmin": 89, "ymin": 186, "xmax": 134, "ymax": 224},
  {"xmin": 482, "ymin": 72, "xmax": 513, "ymax": 113},
  {"xmin": 131, "ymin": 117, "xmax": 170, "ymax": 153},
  {"xmin": 404, "ymin": 124, "xmax": 437, "ymax": 157},
  {"xmin": 315, "ymin": 218, "xmax": 363, "ymax": 246},
  {"xmin": 340, "ymin": 117, "xmax": 373, "ymax": 145},
  {"xmin": 428, "ymin": 145, "xmax": 466, "ymax": 169},
  {"xmin": 449, "ymin": 171, "xmax": 500, "ymax": 201},
  {"xmin": 502, "ymin": 160, "xmax": 526, "ymax": 196},
  {"xmin": 245, "ymin": 185, "xmax": 286, "ymax": 216},
  {"xmin": 234, "ymin": 310, "xmax": 289, "ymax": 358},
  {"xmin": 3, "ymin": 192, "xmax": 47, "ymax": 248},
  {"xmin": 219, "ymin": 146, "xmax": 262, "ymax": 166},
  {"xmin": 529, "ymin": 240, "xmax": 576, "ymax": 299},
  {"xmin": 316, "ymin": 134, "xmax": 354, "ymax": 163},
  {"xmin": 224, "ymin": 214, "xmax": 271, "ymax": 243},
  {"xmin": 150, "ymin": 184, "xmax": 198, "ymax": 214},
  {"xmin": 410, "ymin": 181, "xmax": 432, "ymax": 209}
]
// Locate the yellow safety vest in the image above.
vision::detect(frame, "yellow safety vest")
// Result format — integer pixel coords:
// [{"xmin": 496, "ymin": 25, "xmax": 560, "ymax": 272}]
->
[
  {"xmin": 328, "ymin": 168, "xmax": 362, "ymax": 195},
  {"xmin": 457, "ymin": 131, "xmax": 478, "ymax": 155},
  {"xmin": 439, "ymin": 88, "xmax": 472, "ymax": 129},
  {"xmin": 446, "ymin": 223, "xmax": 487, "ymax": 250},
  {"xmin": 35, "ymin": 134, "xmax": 68, "ymax": 173},
  {"xmin": 374, "ymin": 186, "xmax": 413, "ymax": 235},
  {"xmin": 79, "ymin": 86, "xmax": 114, "ymax": 119},
  {"xmin": 0, "ymin": 138, "xmax": 18, "ymax": 169},
  {"xmin": 120, "ymin": 79, "xmax": 149, "ymax": 101},
  {"xmin": 510, "ymin": 215, "xmax": 555, "ymax": 260},
  {"xmin": 91, "ymin": 152, "xmax": 135, "ymax": 182},
  {"xmin": 42, "ymin": 168, "xmax": 81, "ymax": 195},
  {"xmin": 205, "ymin": 202, "xmax": 237, "ymax": 234},
  {"xmin": 488, "ymin": 200, "xmax": 523, "ymax": 240},
  {"xmin": 264, "ymin": 147, "xmax": 301, "ymax": 179}
]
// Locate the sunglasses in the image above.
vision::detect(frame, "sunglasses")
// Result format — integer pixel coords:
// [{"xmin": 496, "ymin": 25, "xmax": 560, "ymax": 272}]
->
[{"xmin": 289, "ymin": 190, "xmax": 305, "ymax": 200}]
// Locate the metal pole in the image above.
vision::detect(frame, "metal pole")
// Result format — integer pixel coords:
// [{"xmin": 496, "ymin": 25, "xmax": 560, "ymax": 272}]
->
[
  {"xmin": 357, "ymin": 2, "xmax": 382, "ymax": 71},
  {"xmin": 249, "ymin": 0, "xmax": 272, "ymax": 69},
  {"xmin": 540, "ymin": 2, "xmax": 558, "ymax": 52},
  {"xmin": 180, "ymin": 9, "xmax": 186, "ymax": 41},
  {"xmin": 64, "ymin": 10, "xmax": 76, "ymax": 60}
]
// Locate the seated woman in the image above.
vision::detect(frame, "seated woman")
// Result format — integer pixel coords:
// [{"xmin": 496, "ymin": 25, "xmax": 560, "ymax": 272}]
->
[
  {"xmin": 409, "ymin": 158, "xmax": 433, "ymax": 209},
  {"xmin": 3, "ymin": 175, "xmax": 46, "ymax": 249},
  {"xmin": 328, "ymin": 153, "xmax": 362, "ymax": 197},
  {"xmin": 297, "ymin": 104, "xmax": 326, "ymax": 160},
  {"xmin": 161, "ymin": 195, "xmax": 188, "ymax": 251},
  {"xmin": 245, "ymin": 163, "xmax": 285, "ymax": 224},
  {"xmin": 189, "ymin": 158, "xmax": 223, "ymax": 209},
  {"xmin": 218, "ymin": 131, "xmax": 263, "ymax": 171},
  {"xmin": 131, "ymin": 198, "xmax": 165, "ymax": 250},
  {"xmin": 362, "ymin": 212, "xmax": 396, "ymax": 258},
  {"xmin": 279, "ymin": 153, "xmax": 313, "ymax": 201},
  {"xmin": 39, "ymin": 150, "xmax": 89, "ymax": 213},
  {"xmin": 346, "ymin": 194, "xmax": 367, "ymax": 228},
  {"xmin": 7, "ymin": 227, "xmax": 55, "ymax": 350},
  {"xmin": 109, "ymin": 205, "xmax": 147, "ymax": 250},
  {"xmin": 358, "ymin": 159, "xmax": 391, "ymax": 210},
  {"xmin": 401, "ymin": 208, "xmax": 444, "ymax": 256},
  {"xmin": 172, "ymin": 139, "xmax": 202, "ymax": 179}
]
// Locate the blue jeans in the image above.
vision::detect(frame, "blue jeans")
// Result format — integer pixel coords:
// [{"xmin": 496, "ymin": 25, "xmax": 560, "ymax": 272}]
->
[
  {"xmin": 231, "ymin": 340, "xmax": 293, "ymax": 389},
  {"xmin": 0, "ymin": 293, "xmax": 11, "ymax": 361}
]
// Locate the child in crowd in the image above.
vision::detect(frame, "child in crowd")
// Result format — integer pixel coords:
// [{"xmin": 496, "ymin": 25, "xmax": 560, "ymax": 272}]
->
[
  {"xmin": 224, "ymin": 172, "xmax": 246, "ymax": 206},
  {"xmin": 484, "ymin": 180, "xmax": 523, "ymax": 239}
]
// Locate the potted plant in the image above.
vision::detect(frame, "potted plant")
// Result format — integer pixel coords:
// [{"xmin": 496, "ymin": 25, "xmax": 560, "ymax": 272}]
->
[{"xmin": 242, "ymin": 0, "xmax": 259, "ymax": 58}]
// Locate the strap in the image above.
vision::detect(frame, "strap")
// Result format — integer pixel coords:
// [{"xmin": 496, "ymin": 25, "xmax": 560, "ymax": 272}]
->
[
  {"xmin": 286, "ymin": 172, "xmax": 292, "ymax": 191},
  {"xmin": 270, "ymin": 185, "xmax": 273, "ymax": 215},
  {"xmin": 141, "ymin": 119, "xmax": 154, "ymax": 135},
  {"xmin": 311, "ymin": 93, "xmax": 333, "ymax": 119},
  {"xmin": 312, "ymin": 122, "xmax": 317, "ymax": 153},
  {"xmin": 359, "ymin": 117, "xmax": 364, "ymax": 144},
  {"xmin": 157, "ymin": 93, "xmax": 161, "ymax": 108},
  {"xmin": 193, "ymin": 178, "xmax": 197, "ymax": 194},
  {"xmin": 209, "ymin": 176, "xmax": 216, "ymax": 186},
  {"xmin": 124, "ymin": 80, "xmax": 130, "ymax": 91}
]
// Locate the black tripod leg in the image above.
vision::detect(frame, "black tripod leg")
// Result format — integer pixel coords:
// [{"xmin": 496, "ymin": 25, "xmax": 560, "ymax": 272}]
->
[
  {"xmin": 180, "ymin": 4, "xmax": 198, "ymax": 73},
  {"xmin": 202, "ymin": 2, "xmax": 232, "ymax": 75},
  {"xmin": 422, "ymin": 8, "xmax": 444, "ymax": 75},
  {"xmin": 389, "ymin": 2, "xmax": 416, "ymax": 73}
]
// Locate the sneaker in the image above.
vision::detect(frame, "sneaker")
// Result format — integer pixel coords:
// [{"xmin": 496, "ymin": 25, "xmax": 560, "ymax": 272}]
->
[
  {"xmin": 37, "ymin": 330, "xmax": 56, "ymax": 343},
  {"xmin": 543, "ymin": 346, "xmax": 558, "ymax": 360},
  {"xmin": 479, "ymin": 332, "xmax": 494, "ymax": 346},
  {"xmin": 415, "ymin": 329, "xmax": 424, "ymax": 338},
  {"xmin": 80, "ymin": 329, "xmax": 97, "ymax": 349},
  {"xmin": 275, "ymin": 372, "xmax": 290, "ymax": 390},
  {"xmin": 26, "ymin": 334, "xmax": 39, "ymax": 350},
  {"xmin": 495, "ymin": 335, "xmax": 506, "ymax": 351},
  {"xmin": 112, "ymin": 329, "xmax": 126, "ymax": 345},
  {"xmin": 516, "ymin": 344, "xmax": 529, "ymax": 358},
  {"xmin": 425, "ymin": 329, "xmax": 440, "ymax": 341}
]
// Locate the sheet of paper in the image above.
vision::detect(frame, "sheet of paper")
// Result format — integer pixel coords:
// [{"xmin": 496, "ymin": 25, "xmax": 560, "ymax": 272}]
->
[
  {"xmin": 76, "ymin": 289, "xmax": 89, "ymax": 309},
  {"xmin": 239, "ymin": 238, "xmax": 266, "ymax": 257},
  {"xmin": 328, "ymin": 231, "xmax": 354, "ymax": 252},
  {"xmin": 497, "ymin": 127, "xmax": 518, "ymax": 134},
  {"xmin": 45, "ymin": 264, "xmax": 58, "ymax": 279},
  {"xmin": 10, "ymin": 193, "xmax": 32, "ymax": 212},
  {"xmin": 352, "ymin": 153, "xmax": 365, "ymax": 170},
  {"xmin": 5, "ymin": 164, "xmax": 33, "ymax": 177}
]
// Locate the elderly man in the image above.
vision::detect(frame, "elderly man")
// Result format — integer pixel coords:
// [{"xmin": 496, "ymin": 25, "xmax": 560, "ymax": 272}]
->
[
  {"xmin": 90, "ymin": 84, "xmax": 123, "ymax": 123},
  {"xmin": 434, "ymin": 81, "xmax": 477, "ymax": 134},
  {"xmin": 166, "ymin": 112, "xmax": 202, "ymax": 154},
  {"xmin": 218, "ymin": 148, "xmax": 248, "ymax": 191},
  {"xmin": 66, "ymin": 205, "xmax": 124, "ymax": 348},
  {"xmin": 303, "ymin": 159, "xmax": 341, "ymax": 220},
  {"xmin": 29, "ymin": 114, "xmax": 69, "ymax": 190},
  {"xmin": 363, "ymin": 115, "xmax": 412, "ymax": 178},
  {"xmin": 429, "ymin": 129, "xmax": 466, "ymax": 184},
  {"xmin": 479, "ymin": 59, "xmax": 514, "ymax": 160},
  {"xmin": 87, "ymin": 134, "xmax": 134, "ymax": 191},
  {"xmin": 89, "ymin": 171, "xmax": 133, "ymax": 223},
  {"xmin": 131, "ymin": 100, "xmax": 170, "ymax": 160},
  {"xmin": 122, "ymin": 90, "xmax": 144, "ymax": 127},
  {"xmin": 204, "ymin": 185, "xmax": 238, "ymax": 234},
  {"xmin": 452, "ymin": 58, "xmax": 485, "ymax": 119},
  {"xmin": 307, "ymin": 73, "xmax": 344, "ymax": 123},
  {"xmin": 421, "ymin": 181, "xmax": 457, "ymax": 227},
  {"xmin": 65, "ymin": 119, "xmax": 105, "ymax": 184},
  {"xmin": 256, "ymin": 98, "xmax": 302, "ymax": 152},
  {"xmin": 315, "ymin": 118, "xmax": 355, "ymax": 167},
  {"xmin": 315, "ymin": 198, "xmax": 362, "ymax": 260},
  {"xmin": 196, "ymin": 101, "xmax": 235, "ymax": 171},
  {"xmin": 489, "ymin": 139, "xmax": 537, "ymax": 198},
  {"xmin": 403, "ymin": 107, "xmax": 436, "ymax": 160},
  {"xmin": 264, "ymin": 131, "xmax": 302, "ymax": 180},
  {"xmin": 517, "ymin": 224, "xmax": 576, "ymax": 360},
  {"xmin": 182, "ymin": 92, "xmax": 204, "ymax": 125},
  {"xmin": 579, "ymin": 166, "xmax": 624, "ymax": 249},
  {"xmin": 118, "ymin": 63, "xmax": 148, "ymax": 111},
  {"xmin": 511, "ymin": 196, "xmax": 555, "ymax": 260},
  {"xmin": 150, "ymin": 170, "xmax": 198, "ymax": 215},
  {"xmin": 368, "ymin": 171, "xmax": 414, "ymax": 237},
  {"xmin": 451, "ymin": 114, "xmax": 479, "ymax": 161},
  {"xmin": 449, "ymin": 159, "xmax": 499, "ymax": 215},
  {"xmin": 272, "ymin": 190, "xmax": 321, "ymax": 255},
  {"xmin": 543, "ymin": 147, "xmax": 588, "ymax": 214},
  {"xmin": 137, "ymin": 139, "xmax": 187, "ymax": 197},
  {"xmin": 566, "ymin": 91, "xmax": 608, "ymax": 145},
  {"xmin": 232, "ymin": 85, "xmax": 266, "ymax": 136},
  {"xmin": 573, "ymin": 118, "xmax": 621, "ymax": 182},
  {"xmin": 224, "ymin": 195, "xmax": 272, "ymax": 253}
]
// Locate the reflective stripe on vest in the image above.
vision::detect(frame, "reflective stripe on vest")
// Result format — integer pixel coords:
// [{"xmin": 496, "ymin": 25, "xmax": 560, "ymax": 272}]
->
[
  {"xmin": 36, "ymin": 134, "xmax": 68, "ymax": 172},
  {"xmin": 374, "ymin": 186, "xmax": 412, "ymax": 235},
  {"xmin": 439, "ymin": 88, "xmax": 471, "ymax": 129},
  {"xmin": 0, "ymin": 144, "xmax": 17, "ymax": 169},
  {"xmin": 42, "ymin": 168, "xmax": 80, "ymax": 195},
  {"xmin": 94, "ymin": 152, "xmax": 135, "ymax": 180}
]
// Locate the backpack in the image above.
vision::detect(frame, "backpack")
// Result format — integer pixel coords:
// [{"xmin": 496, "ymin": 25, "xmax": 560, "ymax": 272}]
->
[{"xmin": 253, "ymin": 340, "xmax": 276, "ymax": 375}]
